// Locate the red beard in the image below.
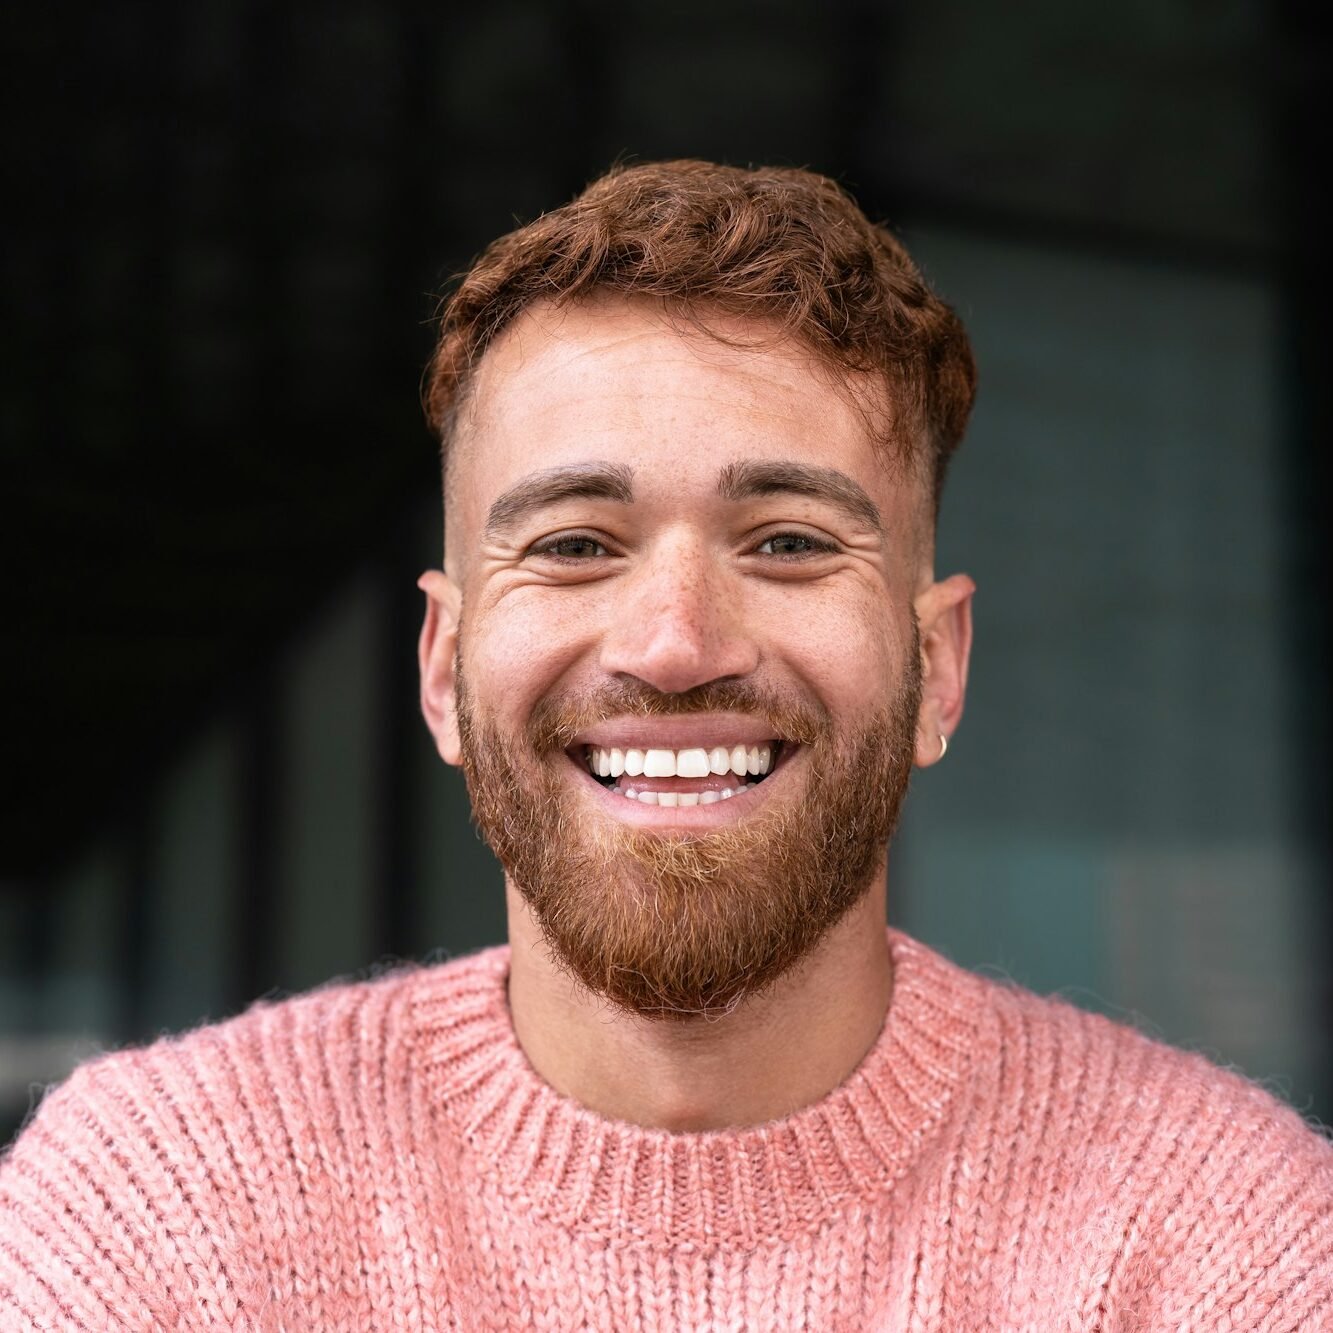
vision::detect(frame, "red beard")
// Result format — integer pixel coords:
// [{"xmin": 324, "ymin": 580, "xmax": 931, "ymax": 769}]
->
[{"xmin": 456, "ymin": 641, "xmax": 921, "ymax": 1020}]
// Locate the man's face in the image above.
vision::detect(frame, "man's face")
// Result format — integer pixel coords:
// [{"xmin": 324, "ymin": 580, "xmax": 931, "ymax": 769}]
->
[{"xmin": 421, "ymin": 298, "xmax": 967, "ymax": 1019}]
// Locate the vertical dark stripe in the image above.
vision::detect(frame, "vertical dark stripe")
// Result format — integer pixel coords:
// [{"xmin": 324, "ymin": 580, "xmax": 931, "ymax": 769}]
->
[
  {"xmin": 122, "ymin": 5, "xmax": 179, "ymax": 1041},
  {"xmin": 236, "ymin": 670, "xmax": 281, "ymax": 1009},
  {"xmin": 1276, "ymin": 0, "xmax": 1332, "ymax": 1122},
  {"xmin": 373, "ymin": 536, "xmax": 421, "ymax": 960},
  {"xmin": 554, "ymin": 0, "xmax": 610, "ymax": 196},
  {"xmin": 225, "ymin": 6, "xmax": 291, "ymax": 1013},
  {"xmin": 121, "ymin": 817, "xmax": 153, "ymax": 1041},
  {"xmin": 241, "ymin": 3, "xmax": 291, "ymax": 483},
  {"xmin": 375, "ymin": 2, "xmax": 465, "ymax": 959},
  {"xmin": 138, "ymin": 2, "xmax": 179, "ymax": 467},
  {"xmin": 830, "ymin": 0, "xmax": 896, "ymax": 210},
  {"xmin": 21, "ymin": 885, "xmax": 54, "ymax": 1035}
]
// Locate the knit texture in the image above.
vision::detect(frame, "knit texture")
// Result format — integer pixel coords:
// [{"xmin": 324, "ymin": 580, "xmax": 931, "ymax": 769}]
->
[{"xmin": 2, "ymin": 929, "xmax": 1330, "ymax": 1331}]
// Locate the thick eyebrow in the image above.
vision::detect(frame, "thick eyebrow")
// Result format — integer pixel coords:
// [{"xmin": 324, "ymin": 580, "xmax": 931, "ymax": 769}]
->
[
  {"xmin": 483, "ymin": 463, "xmax": 635, "ymax": 539},
  {"xmin": 716, "ymin": 459, "xmax": 883, "ymax": 534}
]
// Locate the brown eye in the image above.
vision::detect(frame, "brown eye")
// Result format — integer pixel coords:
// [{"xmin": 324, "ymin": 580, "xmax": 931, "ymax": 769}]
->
[
  {"xmin": 757, "ymin": 533, "xmax": 835, "ymax": 558},
  {"xmin": 531, "ymin": 534, "xmax": 608, "ymax": 559}
]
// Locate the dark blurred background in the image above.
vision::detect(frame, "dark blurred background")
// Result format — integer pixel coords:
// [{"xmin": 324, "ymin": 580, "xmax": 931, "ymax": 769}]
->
[{"xmin": 3, "ymin": 1, "xmax": 1329, "ymax": 1146}]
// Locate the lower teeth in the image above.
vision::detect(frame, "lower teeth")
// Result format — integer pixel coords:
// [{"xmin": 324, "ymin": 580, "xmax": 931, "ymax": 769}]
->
[{"xmin": 612, "ymin": 783, "xmax": 755, "ymax": 804}]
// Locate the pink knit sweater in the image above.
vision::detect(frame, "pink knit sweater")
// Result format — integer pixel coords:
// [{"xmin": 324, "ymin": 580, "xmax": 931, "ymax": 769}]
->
[{"xmin": 2, "ymin": 929, "xmax": 1330, "ymax": 1331}]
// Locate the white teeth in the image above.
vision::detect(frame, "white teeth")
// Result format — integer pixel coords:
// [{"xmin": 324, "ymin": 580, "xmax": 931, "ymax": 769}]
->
[
  {"xmin": 591, "ymin": 742, "xmax": 781, "ymax": 784},
  {"xmin": 610, "ymin": 783, "xmax": 753, "ymax": 803}
]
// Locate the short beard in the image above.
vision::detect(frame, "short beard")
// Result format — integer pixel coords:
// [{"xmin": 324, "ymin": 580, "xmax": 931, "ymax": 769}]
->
[{"xmin": 456, "ymin": 642, "xmax": 922, "ymax": 1021}]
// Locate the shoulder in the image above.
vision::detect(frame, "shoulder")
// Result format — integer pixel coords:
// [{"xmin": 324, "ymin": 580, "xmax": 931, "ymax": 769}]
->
[
  {"xmin": 0, "ymin": 946, "xmax": 507, "ymax": 1329},
  {"xmin": 982, "ymin": 972, "xmax": 1332, "ymax": 1167},
  {"xmin": 11, "ymin": 941, "xmax": 508, "ymax": 1139},
  {"xmin": 9, "ymin": 960, "xmax": 426, "ymax": 1147},
  {"xmin": 898, "ymin": 931, "xmax": 1332, "ymax": 1209},
  {"xmin": 977, "ymin": 969, "xmax": 1333, "ymax": 1325}
]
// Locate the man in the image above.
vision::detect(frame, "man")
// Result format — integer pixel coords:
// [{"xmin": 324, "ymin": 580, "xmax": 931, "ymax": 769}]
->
[{"xmin": 2, "ymin": 161, "xmax": 1330, "ymax": 1330}]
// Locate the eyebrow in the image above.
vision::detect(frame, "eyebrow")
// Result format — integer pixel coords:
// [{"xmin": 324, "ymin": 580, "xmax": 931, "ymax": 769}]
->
[
  {"xmin": 716, "ymin": 459, "xmax": 883, "ymax": 533},
  {"xmin": 483, "ymin": 463, "xmax": 635, "ymax": 538}
]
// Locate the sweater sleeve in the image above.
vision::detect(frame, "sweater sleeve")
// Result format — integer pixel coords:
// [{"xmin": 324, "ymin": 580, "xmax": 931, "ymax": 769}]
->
[{"xmin": 0, "ymin": 1052, "xmax": 258, "ymax": 1333}]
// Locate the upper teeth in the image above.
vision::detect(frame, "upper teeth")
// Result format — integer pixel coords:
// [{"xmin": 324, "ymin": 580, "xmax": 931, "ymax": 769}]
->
[{"xmin": 587, "ymin": 744, "xmax": 773, "ymax": 779}]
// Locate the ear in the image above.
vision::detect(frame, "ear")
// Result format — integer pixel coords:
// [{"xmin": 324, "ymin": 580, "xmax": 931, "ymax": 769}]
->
[
  {"xmin": 418, "ymin": 570, "xmax": 464, "ymax": 766},
  {"xmin": 912, "ymin": 572, "xmax": 975, "ymax": 768}
]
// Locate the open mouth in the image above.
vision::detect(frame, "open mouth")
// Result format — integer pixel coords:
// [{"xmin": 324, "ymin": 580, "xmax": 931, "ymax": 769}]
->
[{"xmin": 578, "ymin": 740, "xmax": 786, "ymax": 807}]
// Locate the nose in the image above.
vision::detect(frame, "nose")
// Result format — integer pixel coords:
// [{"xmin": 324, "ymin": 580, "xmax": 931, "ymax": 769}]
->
[{"xmin": 598, "ymin": 533, "xmax": 760, "ymax": 695}]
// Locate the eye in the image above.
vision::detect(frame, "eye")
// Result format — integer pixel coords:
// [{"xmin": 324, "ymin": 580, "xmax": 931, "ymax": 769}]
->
[
  {"xmin": 755, "ymin": 531, "xmax": 839, "ymax": 559},
  {"xmin": 527, "ymin": 532, "xmax": 610, "ymax": 560}
]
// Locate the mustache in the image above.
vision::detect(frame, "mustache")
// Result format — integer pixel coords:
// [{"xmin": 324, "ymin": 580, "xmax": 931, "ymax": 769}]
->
[{"xmin": 527, "ymin": 678, "xmax": 831, "ymax": 752}]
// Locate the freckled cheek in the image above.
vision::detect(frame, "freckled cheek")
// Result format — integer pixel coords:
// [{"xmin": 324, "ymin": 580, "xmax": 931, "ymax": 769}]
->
[
  {"xmin": 464, "ymin": 600, "xmax": 595, "ymax": 715},
  {"xmin": 788, "ymin": 634, "xmax": 894, "ymax": 716},
  {"xmin": 774, "ymin": 598, "xmax": 906, "ymax": 715}
]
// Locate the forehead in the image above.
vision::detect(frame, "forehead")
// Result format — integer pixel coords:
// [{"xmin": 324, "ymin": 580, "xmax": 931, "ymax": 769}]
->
[{"xmin": 449, "ymin": 298, "xmax": 915, "ymax": 533}]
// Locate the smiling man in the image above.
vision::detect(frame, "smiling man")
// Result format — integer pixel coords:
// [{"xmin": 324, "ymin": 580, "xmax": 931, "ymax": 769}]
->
[{"xmin": 3, "ymin": 161, "xmax": 1331, "ymax": 1330}]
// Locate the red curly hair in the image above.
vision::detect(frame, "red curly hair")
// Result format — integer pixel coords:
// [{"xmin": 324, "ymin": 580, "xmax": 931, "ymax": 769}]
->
[{"xmin": 423, "ymin": 160, "xmax": 976, "ymax": 514}]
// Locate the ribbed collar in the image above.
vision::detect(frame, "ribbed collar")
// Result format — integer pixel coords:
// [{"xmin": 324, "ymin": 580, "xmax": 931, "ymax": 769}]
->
[{"xmin": 415, "ymin": 929, "xmax": 984, "ymax": 1247}]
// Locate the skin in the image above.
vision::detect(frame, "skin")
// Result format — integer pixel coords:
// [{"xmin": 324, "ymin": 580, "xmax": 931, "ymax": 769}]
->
[{"xmin": 418, "ymin": 297, "xmax": 974, "ymax": 1131}]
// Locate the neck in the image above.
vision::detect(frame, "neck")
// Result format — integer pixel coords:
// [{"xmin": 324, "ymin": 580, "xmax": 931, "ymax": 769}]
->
[{"xmin": 503, "ymin": 872, "xmax": 894, "ymax": 1132}]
